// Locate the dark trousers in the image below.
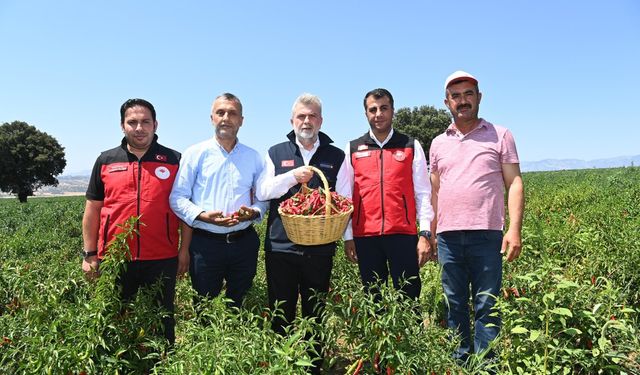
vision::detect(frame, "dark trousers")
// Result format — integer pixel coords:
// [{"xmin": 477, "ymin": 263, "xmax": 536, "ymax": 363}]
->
[
  {"xmin": 265, "ymin": 251, "xmax": 334, "ymax": 374},
  {"xmin": 354, "ymin": 234, "xmax": 421, "ymax": 299},
  {"xmin": 189, "ymin": 226, "xmax": 259, "ymax": 308},
  {"xmin": 118, "ymin": 257, "xmax": 178, "ymax": 345}
]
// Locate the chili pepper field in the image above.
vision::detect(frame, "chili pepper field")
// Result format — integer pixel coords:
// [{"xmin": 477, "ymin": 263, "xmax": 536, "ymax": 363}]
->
[{"xmin": 0, "ymin": 167, "xmax": 638, "ymax": 374}]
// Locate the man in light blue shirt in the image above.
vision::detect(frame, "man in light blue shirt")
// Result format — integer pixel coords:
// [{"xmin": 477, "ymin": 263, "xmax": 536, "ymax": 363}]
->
[{"xmin": 170, "ymin": 93, "xmax": 267, "ymax": 308}]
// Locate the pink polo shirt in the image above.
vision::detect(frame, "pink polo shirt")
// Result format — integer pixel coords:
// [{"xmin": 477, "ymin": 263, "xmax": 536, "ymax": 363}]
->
[{"xmin": 429, "ymin": 119, "xmax": 519, "ymax": 233}]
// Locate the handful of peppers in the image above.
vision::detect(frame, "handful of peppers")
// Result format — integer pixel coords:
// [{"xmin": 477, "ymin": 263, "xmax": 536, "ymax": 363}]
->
[{"xmin": 279, "ymin": 187, "xmax": 353, "ymax": 216}]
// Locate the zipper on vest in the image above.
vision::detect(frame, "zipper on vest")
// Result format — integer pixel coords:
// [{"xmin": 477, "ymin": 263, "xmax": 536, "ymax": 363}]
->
[
  {"xmin": 135, "ymin": 159, "xmax": 142, "ymax": 259},
  {"xmin": 379, "ymin": 149, "xmax": 385, "ymax": 234}
]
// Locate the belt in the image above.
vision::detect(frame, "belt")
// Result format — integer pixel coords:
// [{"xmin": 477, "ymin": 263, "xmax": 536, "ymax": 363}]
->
[{"xmin": 193, "ymin": 226, "xmax": 253, "ymax": 244}]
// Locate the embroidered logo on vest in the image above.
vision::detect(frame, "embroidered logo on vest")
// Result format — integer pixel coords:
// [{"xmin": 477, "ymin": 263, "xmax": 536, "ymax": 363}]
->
[
  {"xmin": 393, "ymin": 150, "xmax": 406, "ymax": 161},
  {"xmin": 155, "ymin": 166, "xmax": 170, "ymax": 180}
]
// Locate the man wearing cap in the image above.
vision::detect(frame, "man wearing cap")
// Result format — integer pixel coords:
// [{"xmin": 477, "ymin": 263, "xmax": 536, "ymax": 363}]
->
[
  {"xmin": 344, "ymin": 88, "xmax": 435, "ymax": 301},
  {"xmin": 430, "ymin": 71, "xmax": 524, "ymax": 361}
]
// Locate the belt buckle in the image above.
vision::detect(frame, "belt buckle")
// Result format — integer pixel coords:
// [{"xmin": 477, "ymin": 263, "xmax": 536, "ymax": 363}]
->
[{"xmin": 225, "ymin": 232, "xmax": 233, "ymax": 244}]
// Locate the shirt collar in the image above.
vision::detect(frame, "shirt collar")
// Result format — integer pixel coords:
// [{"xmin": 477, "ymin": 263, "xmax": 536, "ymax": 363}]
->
[
  {"xmin": 368, "ymin": 128, "xmax": 394, "ymax": 147},
  {"xmin": 446, "ymin": 119, "xmax": 487, "ymax": 136},
  {"xmin": 212, "ymin": 137, "xmax": 240, "ymax": 154},
  {"xmin": 296, "ymin": 137, "xmax": 320, "ymax": 165},
  {"xmin": 295, "ymin": 137, "xmax": 320, "ymax": 152}
]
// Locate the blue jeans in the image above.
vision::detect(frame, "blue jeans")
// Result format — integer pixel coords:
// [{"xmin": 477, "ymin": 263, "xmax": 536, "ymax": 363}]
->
[{"xmin": 438, "ymin": 230, "xmax": 503, "ymax": 361}]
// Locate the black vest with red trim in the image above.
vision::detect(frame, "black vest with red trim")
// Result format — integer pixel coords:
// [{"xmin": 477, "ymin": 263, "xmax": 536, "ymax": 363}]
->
[
  {"xmin": 265, "ymin": 131, "xmax": 345, "ymax": 256},
  {"xmin": 86, "ymin": 136, "xmax": 181, "ymax": 260},
  {"xmin": 349, "ymin": 131, "xmax": 416, "ymax": 237}
]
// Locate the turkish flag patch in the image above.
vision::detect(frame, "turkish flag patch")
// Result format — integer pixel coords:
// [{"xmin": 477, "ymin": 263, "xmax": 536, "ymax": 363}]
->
[
  {"xmin": 281, "ymin": 160, "xmax": 294, "ymax": 167},
  {"xmin": 155, "ymin": 154, "xmax": 168, "ymax": 162}
]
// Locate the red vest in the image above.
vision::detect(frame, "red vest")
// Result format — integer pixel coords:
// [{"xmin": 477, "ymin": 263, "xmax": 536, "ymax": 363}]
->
[
  {"xmin": 87, "ymin": 138, "xmax": 181, "ymax": 260},
  {"xmin": 349, "ymin": 131, "xmax": 416, "ymax": 237}
]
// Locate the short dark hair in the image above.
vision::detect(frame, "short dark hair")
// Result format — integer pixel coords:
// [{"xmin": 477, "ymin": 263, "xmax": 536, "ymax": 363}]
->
[
  {"xmin": 120, "ymin": 98, "xmax": 156, "ymax": 123},
  {"xmin": 214, "ymin": 92, "xmax": 243, "ymax": 115},
  {"xmin": 363, "ymin": 88, "xmax": 394, "ymax": 110}
]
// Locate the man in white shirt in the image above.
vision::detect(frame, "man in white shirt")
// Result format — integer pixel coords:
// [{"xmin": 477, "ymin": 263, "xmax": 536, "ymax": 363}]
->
[
  {"xmin": 170, "ymin": 93, "xmax": 267, "ymax": 308},
  {"xmin": 256, "ymin": 93, "xmax": 350, "ymax": 374}
]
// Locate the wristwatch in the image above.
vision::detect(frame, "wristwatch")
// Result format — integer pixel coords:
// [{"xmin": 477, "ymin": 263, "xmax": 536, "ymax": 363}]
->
[
  {"xmin": 82, "ymin": 250, "xmax": 98, "ymax": 259},
  {"xmin": 418, "ymin": 230, "xmax": 432, "ymax": 240}
]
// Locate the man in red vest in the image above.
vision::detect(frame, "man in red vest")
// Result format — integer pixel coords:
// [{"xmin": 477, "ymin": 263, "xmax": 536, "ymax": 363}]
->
[
  {"xmin": 82, "ymin": 98, "xmax": 185, "ymax": 344},
  {"xmin": 344, "ymin": 88, "xmax": 435, "ymax": 299}
]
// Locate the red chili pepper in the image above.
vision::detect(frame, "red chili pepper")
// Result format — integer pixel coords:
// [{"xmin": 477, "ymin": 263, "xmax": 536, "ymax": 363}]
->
[
  {"xmin": 353, "ymin": 359, "xmax": 364, "ymax": 375},
  {"xmin": 373, "ymin": 352, "xmax": 380, "ymax": 372},
  {"xmin": 503, "ymin": 288, "xmax": 510, "ymax": 299},
  {"xmin": 281, "ymin": 187, "xmax": 351, "ymax": 216}
]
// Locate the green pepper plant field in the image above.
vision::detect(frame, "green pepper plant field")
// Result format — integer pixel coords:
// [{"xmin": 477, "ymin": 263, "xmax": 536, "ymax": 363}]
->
[{"xmin": 1, "ymin": 167, "xmax": 638, "ymax": 374}]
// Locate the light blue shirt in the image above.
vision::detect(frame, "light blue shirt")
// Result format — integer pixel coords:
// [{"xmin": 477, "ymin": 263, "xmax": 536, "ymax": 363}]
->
[{"xmin": 169, "ymin": 137, "xmax": 267, "ymax": 233}]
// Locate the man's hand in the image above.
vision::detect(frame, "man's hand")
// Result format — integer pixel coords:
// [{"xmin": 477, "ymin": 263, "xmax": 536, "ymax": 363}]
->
[
  {"xmin": 416, "ymin": 237, "xmax": 434, "ymax": 267},
  {"xmin": 293, "ymin": 166, "xmax": 313, "ymax": 184},
  {"xmin": 82, "ymin": 256, "xmax": 99, "ymax": 280},
  {"xmin": 501, "ymin": 227, "xmax": 522, "ymax": 262},
  {"xmin": 429, "ymin": 238, "xmax": 437, "ymax": 261},
  {"xmin": 343, "ymin": 240, "xmax": 357, "ymax": 263},
  {"xmin": 177, "ymin": 247, "xmax": 190, "ymax": 277},
  {"xmin": 198, "ymin": 210, "xmax": 238, "ymax": 227},
  {"xmin": 232, "ymin": 206, "xmax": 258, "ymax": 222}
]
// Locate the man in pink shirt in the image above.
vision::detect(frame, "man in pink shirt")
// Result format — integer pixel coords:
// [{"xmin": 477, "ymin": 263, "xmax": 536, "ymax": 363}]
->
[{"xmin": 429, "ymin": 71, "xmax": 524, "ymax": 362}]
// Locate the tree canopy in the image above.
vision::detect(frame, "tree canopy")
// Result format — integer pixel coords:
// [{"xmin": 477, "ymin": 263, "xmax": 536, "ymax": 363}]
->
[
  {"xmin": 392, "ymin": 105, "xmax": 451, "ymax": 161},
  {"xmin": 0, "ymin": 121, "xmax": 66, "ymax": 202}
]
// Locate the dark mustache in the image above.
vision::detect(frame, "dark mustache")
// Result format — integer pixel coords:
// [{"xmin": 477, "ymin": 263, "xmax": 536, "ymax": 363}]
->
[{"xmin": 456, "ymin": 104, "xmax": 471, "ymax": 111}]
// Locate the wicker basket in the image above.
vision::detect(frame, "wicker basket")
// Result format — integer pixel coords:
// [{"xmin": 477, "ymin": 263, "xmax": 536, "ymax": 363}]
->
[{"xmin": 278, "ymin": 166, "xmax": 353, "ymax": 246}]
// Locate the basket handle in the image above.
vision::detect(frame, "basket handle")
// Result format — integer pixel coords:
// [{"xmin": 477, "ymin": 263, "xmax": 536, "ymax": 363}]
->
[{"xmin": 302, "ymin": 165, "xmax": 331, "ymax": 216}]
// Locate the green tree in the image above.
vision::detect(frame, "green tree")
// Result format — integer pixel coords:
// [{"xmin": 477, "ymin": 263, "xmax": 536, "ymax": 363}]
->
[
  {"xmin": 393, "ymin": 105, "xmax": 451, "ymax": 161},
  {"xmin": 0, "ymin": 121, "xmax": 66, "ymax": 202}
]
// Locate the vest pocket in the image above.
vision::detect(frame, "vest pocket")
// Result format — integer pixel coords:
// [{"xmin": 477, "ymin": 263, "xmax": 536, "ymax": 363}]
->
[
  {"xmin": 165, "ymin": 213, "xmax": 173, "ymax": 245},
  {"xmin": 102, "ymin": 214, "xmax": 111, "ymax": 251},
  {"xmin": 402, "ymin": 195, "xmax": 410, "ymax": 224},
  {"xmin": 355, "ymin": 196, "xmax": 363, "ymax": 227}
]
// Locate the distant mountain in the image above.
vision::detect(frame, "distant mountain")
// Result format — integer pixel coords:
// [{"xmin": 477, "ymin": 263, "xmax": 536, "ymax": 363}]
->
[
  {"xmin": 0, "ymin": 175, "xmax": 89, "ymax": 198},
  {"xmin": 521, "ymin": 155, "xmax": 640, "ymax": 172},
  {"xmin": 33, "ymin": 175, "xmax": 89, "ymax": 196}
]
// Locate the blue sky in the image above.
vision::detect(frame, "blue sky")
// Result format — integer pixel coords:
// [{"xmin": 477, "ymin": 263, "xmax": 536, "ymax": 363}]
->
[{"xmin": 1, "ymin": 1, "xmax": 638, "ymax": 175}]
